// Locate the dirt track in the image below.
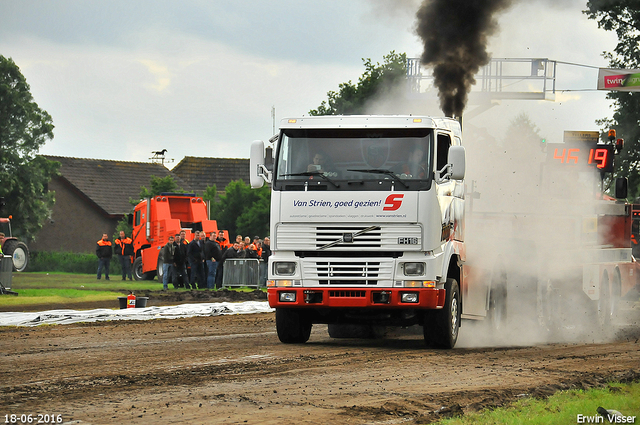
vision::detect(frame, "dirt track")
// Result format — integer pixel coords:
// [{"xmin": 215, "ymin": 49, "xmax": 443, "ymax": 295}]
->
[{"xmin": 1, "ymin": 296, "xmax": 639, "ymax": 424}]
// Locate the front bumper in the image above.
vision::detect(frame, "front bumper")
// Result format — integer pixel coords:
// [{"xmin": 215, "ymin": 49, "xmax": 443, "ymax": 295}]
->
[{"xmin": 267, "ymin": 287, "xmax": 446, "ymax": 309}]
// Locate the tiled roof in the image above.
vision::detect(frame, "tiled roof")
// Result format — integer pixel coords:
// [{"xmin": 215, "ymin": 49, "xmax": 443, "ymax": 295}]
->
[
  {"xmin": 44, "ymin": 155, "xmax": 192, "ymax": 216},
  {"xmin": 171, "ymin": 156, "xmax": 249, "ymax": 194}
]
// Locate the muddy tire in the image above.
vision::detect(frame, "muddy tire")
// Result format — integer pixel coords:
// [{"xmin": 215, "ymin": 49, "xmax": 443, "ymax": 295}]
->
[
  {"xmin": 424, "ymin": 278, "xmax": 460, "ymax": 349},
  {"xmin": 3, "ymin": 240, "xmax": 29, "ymax": 272},
  {"xmin": 276, "ymin": 308, "xmax": 312, "ymax": 343}
]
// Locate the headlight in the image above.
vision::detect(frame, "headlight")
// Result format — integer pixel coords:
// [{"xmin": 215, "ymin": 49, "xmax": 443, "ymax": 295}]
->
[
  {"xmin": 279, "ymin": 292, "xmax": 296, "ymax": 302},
  {"xmin": 403, "ymin": 262, "xmax": 425, "ymax": 276},
  {"xmin": 404, "ymin": 280, "xmax": 435, "ymax": 288},
  {"xmin": 274, "ymin": 262, "xmax": 296, "ymax": 276},
  {"xmin": 401, "ymin": 292, "xmax": 419, "ymax": 303}
]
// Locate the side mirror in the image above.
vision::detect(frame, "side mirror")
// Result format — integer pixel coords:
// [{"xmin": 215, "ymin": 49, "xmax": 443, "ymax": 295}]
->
[
  {"xmin": 615, "ymin": 177, "xmax": 628, "ymax": 199},
  {"xmin": 250, "ymin": 140, "xmax": 272, "ymax": 188},
  {"xmin": 265, "ymin": 146, "xmax": 274, "ymax": 172},
  {"xmin": 448, "ymin": 146, "xmax": 466, "ymax": 180}
]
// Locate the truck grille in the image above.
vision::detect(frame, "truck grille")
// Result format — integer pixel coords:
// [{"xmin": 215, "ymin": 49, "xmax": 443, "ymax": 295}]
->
[
  {"xmin": 316, "ymin": 226, "xmax": 381, "ymax": 248},
  {"xmin": 302, "ymin": 258, "xmax": 394, "ymax": 285},
  {"xmin": 276, "ymin": 224, "xmax": 422, "ymax": 251},
  {"xmin": 317, "ymin": 261, "xmax": 379, "ymax": 285}
]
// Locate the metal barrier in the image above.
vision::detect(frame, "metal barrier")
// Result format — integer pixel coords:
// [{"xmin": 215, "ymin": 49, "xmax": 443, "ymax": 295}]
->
[
  {"xmin": 222, "ymin": 258, "xmax": 260, "ymax": 288},
  {"xmin": 0, "ymin": 254, "xmax": 13, "ymax": 290}
]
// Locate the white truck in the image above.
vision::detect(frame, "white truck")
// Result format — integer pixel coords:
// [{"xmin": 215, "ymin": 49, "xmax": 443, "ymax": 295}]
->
[{"xmin": 250, "ymin": 115, "xmax": 494, "ymax": 348}]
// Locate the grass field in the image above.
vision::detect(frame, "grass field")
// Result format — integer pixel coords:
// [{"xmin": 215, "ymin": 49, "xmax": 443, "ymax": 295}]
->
[
  {"xmin": 0, "ymin": 272, "xmax": 262, "ymax": 308},
  {"xmin": 437, "ymin": 382, "xmax": 639, "ymax": 424},
  {"xmin": 1, "ymin": 272, "xmax": 170, "ymax": 307}
]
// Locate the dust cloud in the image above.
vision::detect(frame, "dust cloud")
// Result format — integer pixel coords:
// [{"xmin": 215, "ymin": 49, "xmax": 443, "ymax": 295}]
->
[{"xmin": 458, "ymin": 115, "xmax": 618, "ymax": 348}]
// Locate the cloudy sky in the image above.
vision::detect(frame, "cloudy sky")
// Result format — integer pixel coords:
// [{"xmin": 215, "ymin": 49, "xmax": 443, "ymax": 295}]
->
[{"xmin": 0, "ymin": 0, "xmax": 618, "ymax": 165}]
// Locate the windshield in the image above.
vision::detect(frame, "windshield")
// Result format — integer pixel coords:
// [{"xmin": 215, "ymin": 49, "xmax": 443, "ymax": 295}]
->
[{"xmin": 274, "ymin": 128, "xmax": 433, "ymax": 191}]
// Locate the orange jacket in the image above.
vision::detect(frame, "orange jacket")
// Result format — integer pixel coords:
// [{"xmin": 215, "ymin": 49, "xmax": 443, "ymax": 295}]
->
[
  {"xmin": 96, "ymin": 239, "xmax": 112, "ymax": 259},
  {"xmin": 114, "ymin": 237, "xmax": 134, "ymax": 256}
]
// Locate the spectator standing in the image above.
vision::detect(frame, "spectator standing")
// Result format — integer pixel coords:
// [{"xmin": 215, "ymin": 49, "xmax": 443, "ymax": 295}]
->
[
  {"xmin": 187, "ymin": 231, "xmax": 206, "ymax": 289},
  {"xmin": 245, "ymin": 243, "xmax": 259, "ymax": 286},
  {"xmin": 216, "ymin": 230, "xmax": 230, "ymax": 254},
  {"xmin": 246, "ymin": 244, "xmax": 259, "ymax": 259},
  {"xmin": 114, "ymin": 231, "xmax": 134, "ymax": 281},
  {"xmin": 171, "ymin": 234, "xmax": 182, "ymax": 287},
  {"xmin": 237, "ymin": 242, "xmax": 247, "ymax": 258},
  {"xmin": 161, "ymin": 235, "xmax": 176, "ymax": 290},
  {"xmin": 253, "ymin": 236, "xmax": 262, "ymax": 257},
  {"xmin": 96, "ymin": 233, "xmax": 112, "ymax": 280},
  {"xmin": 260, "ymin": 237, "xmax": 271, "ymax": 287},
  {"xmin": 174, "ymin": 231, "xmax": 189, "ymax": 288},
  {"xmin": 204, "ymin": 232, "xmax": 222, "ymax": 289},
  {"xmin": 217, "ymin": 241, "xmax": 240, "ymax": 288}
]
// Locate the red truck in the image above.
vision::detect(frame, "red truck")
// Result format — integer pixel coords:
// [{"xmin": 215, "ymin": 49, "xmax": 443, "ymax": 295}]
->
[{"xmin": 131, "ymin": 193, "xmax": 219, "ymax": 281}]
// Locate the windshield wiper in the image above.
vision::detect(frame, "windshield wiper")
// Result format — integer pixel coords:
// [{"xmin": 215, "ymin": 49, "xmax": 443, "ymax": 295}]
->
[
  {"xmin": 347, "ymin": 168, "xmax": 408, "ymax": 188},
  {"xmin": 282, "ymin": 171, "xmax": 340, "ymax": 188}
]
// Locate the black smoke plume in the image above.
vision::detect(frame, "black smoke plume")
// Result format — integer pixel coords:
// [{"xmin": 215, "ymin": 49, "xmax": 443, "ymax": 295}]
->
[{"xmin": 416, "ymin": 0, "xmax": 513, "ymax": 117}]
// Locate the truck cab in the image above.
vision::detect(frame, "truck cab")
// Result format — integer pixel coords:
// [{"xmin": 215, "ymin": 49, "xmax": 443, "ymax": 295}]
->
[{"xmin": 251, "ymin": 115, "xmax": 477, "ymax": 348}]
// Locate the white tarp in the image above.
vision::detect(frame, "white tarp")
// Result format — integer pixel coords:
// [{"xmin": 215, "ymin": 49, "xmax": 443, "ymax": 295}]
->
[{"xmin": 0, "ymin": 301, "xmax": 274, "ymax": 327}]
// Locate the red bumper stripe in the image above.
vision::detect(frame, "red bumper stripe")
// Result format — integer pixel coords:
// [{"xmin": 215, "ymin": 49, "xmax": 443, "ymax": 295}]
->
[{"xmin": 268, "ymin": 287, "xmax": 446, "ymax": 309}]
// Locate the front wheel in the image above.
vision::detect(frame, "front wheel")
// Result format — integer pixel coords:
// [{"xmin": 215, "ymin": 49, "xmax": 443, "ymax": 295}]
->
[
  {"xmin": 133, "ymin": 257, "xmax": 155, "ymax": 281},
  {"xmin": 424, "ymin": 278, "xmax": 460, "ymax": 349},
  {"xmin": 276, "ymin": 308, "xmax": 312, "ymax": 343}
]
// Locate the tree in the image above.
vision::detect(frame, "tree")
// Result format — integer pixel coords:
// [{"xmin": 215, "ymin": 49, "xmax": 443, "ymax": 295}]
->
[
  {"xmin": 585, "ymin": 2, "xmax": 640, "ymax": 199},
  {"xmin": 310, "ymin": 51, "xmax": 407, "ymax": 115},
  {"xmin": 0, "ymin": 56, "xmax": 59, "ymax": 241},
  {"xmin": 137, "ymin": 174, "xmax": 183, "ymax": 201},
  {"xmin": 209, "ymin": 180, "xmax": 270, "ymax": 239}
]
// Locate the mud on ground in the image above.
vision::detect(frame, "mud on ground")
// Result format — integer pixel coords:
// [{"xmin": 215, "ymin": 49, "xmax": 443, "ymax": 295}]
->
[{"xmin": 1, "ymin": 308, "xmax": 639, "ymax": 424}]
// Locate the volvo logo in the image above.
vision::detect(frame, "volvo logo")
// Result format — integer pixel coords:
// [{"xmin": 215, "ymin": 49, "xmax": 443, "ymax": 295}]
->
[{"xmin": 343, "ymin": 233, "xmax": 354, "ymax": 243}]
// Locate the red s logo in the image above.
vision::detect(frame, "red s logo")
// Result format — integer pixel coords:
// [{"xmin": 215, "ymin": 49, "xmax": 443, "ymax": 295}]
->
[{"xmin": 383, "ymin": 194, "xmax": 404, "ymax": 211}]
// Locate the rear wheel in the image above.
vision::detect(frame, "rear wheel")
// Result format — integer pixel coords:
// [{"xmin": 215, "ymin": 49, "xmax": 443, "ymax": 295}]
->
[
  {"xmin": 424, "ymin": 278, "xmax": 460, "ymax": 349},
  {"xmin": 276, "ymin": 308, "xmax": 312, "ymax": 343},
  {"xmin": 3, "ymin": 240, "xmax": 29, "ymax": 272}
]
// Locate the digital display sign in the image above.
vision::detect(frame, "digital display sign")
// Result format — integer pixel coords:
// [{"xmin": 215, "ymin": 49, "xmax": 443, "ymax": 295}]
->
[{"xmin": 546, "ymin": 143, "xmax": 615, "ymax": 172}]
